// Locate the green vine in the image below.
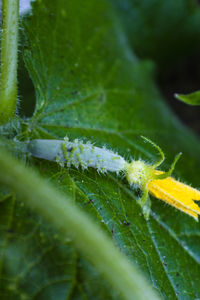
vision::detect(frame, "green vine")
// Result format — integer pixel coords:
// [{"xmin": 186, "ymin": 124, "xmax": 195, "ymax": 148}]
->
[
  {"xmin": 0, "ymin": 0, "xmax": 19, "ymax": 124},
  {"xmin": 0, "ymin": 146, "xmax": 160, "ymax": 300}
]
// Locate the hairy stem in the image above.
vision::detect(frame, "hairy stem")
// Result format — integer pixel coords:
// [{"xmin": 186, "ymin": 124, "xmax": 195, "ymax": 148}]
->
[
  {"xmin": 0, "ymin": 0, "xmax": 19, "ymax": 124},
  {"xmin": 0, "ymin": 147, "xmax": 160, "ymax": 300}
]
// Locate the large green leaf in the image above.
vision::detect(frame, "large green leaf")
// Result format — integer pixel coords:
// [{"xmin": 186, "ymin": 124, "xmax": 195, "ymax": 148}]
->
[{"xmin": 1, "ymin": 0, "xmax": 200, "ymax": 299}]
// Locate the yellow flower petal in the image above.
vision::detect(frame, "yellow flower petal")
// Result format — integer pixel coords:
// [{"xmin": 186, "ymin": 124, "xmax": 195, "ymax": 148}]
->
[{"xmin": 148, "ymin": 171, "xmax": 200, "ymax": 219}]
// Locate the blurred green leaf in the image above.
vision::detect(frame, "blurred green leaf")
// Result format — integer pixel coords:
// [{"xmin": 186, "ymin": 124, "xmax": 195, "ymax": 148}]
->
[
  {"xmin": 112, "ymin": 0, "xmax": 200, "ymax": 64},
  {"xmin": 1, "ymin": 0, "xmax": 200, "ymax": 299},
  {"xmin": 176, "ymin": 91, "xmax": 200, "ymax": 106}
]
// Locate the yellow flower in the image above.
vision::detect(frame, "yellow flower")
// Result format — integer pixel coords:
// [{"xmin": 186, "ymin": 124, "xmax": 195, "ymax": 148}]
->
[
  {"xmin": 125, "ymin": 137, "xmax": 200, "ymax": 220},
  {"xmin": 149, "ymin": 170, "xmax": 200, "ymax": 220}
]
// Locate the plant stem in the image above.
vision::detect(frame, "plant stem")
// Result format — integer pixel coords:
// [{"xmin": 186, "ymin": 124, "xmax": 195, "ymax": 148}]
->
[
  {"xmin": 0, "ymin": 147, "xmax": 160, "ymax": 300},
  {"xmin": 0, "ymin": 0, "xmax": 19, "ymax": 124}
]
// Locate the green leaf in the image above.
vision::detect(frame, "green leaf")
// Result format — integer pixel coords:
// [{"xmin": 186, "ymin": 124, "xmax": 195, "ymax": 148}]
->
[
  {"xmin": 0, "ymin": 145, "xmax": 161, "ymax": 300},
  {"xmin": 1, "ymin": 0, "xmax": 200, "ymax": 299},
  {"xmin": 175, "ymin": 91, "xmax": 200, "ymax": 106}
]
